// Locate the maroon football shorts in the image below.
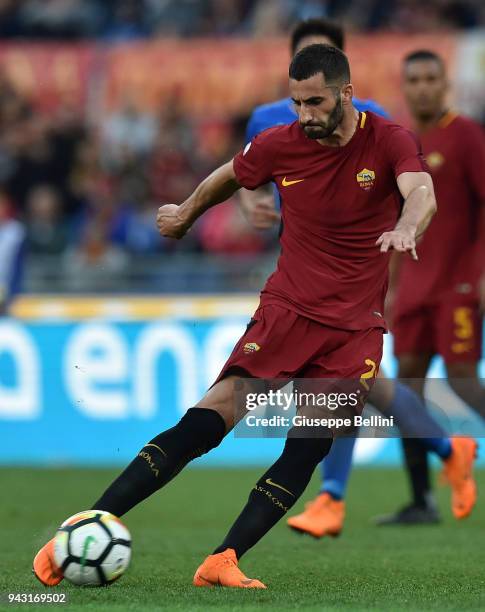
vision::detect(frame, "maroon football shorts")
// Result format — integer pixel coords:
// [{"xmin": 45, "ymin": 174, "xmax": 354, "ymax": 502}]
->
[
  {"xmin": 393, "ymin": 293, "xmax": 482, "ymax": 364},
  {"xmin": 214, "ymin": 304, "xmax": 383, "ymax": 399}
]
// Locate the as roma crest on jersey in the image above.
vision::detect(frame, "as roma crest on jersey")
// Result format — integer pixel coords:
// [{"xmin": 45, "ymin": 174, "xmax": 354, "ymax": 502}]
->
[
  {"xmin": 243, "ymin": 342, "xmax": 261, "ymax": 354},
  {"xmin": 356, "ymin": 168, "xmax": 376, "ymax": 190}
]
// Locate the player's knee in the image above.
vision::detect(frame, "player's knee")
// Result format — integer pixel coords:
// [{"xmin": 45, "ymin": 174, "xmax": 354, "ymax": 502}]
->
[
  {"xmin": 446, "ymin": 362, "xmax": 483, "ymax": 402},
  {"xmin": 397, "ymin": 354, "xmax": 431, "ymax": 382},
  {"xmin": 195, "ymin": 374, "xmax": 245, "ymax": 430},
  {"xmin": 446, "ymin": 362, "xmax": 477, "ymax": 380}
]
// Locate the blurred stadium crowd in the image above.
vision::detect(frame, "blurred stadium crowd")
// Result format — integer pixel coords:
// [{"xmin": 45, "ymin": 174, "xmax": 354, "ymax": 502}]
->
[
  {"xmin": 0, "ymin": 73, "xmax": 269, "ymax": 299},
  {"xmin": 0, "ymin": 0, "xmax": 484, "ymax": 38},
  {"xmin": 0, "ymin": 0, "xmax": 484, "ymax": 305}
]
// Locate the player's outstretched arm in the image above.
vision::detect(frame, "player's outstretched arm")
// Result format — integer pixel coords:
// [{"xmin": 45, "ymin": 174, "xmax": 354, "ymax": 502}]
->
[
  {"xmin": 376, "ymin": 171, "xmax": 436, "ymax": 260},
  {"xmin": 157, "ymin": 161, "xmax": 240, "ymax": 239}
]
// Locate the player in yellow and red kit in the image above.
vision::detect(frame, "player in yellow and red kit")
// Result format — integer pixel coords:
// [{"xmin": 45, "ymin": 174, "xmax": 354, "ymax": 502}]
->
[{"xmin": 378, "ymin": 50, "xmax": 485, "ymax": 525}]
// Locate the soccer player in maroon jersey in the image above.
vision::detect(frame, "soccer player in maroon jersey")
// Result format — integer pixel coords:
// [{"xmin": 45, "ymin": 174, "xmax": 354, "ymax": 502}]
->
[
  {"xmin": 378, "ymin": 50, "xmax": 485, "ymax": 525},
  {"xmin": 239, "ymin": 20, "xmax": 471, "ymax": 536},
  {"xmin": 33, "ymin": 44, "xmax": 437, "ymax": 589}
]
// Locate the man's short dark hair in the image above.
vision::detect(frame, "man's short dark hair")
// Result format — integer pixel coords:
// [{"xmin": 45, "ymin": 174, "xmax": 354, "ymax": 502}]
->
[
  {"xmin": 291, "ymin": 19, "xmax": 345, "ymax": 55},
  {"xmin": 403, "ymin": 49, "xmax": 445, "ymax": 72},
  {"xmin": 289, "ymin": 44, "xmax": 350, "ymax": 85}
]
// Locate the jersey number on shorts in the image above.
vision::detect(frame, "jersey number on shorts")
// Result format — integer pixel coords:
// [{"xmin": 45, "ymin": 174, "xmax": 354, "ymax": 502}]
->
[
  {"xmin": 452, "ymin": 307, "xmax": 474, "ymax": 353},
  {"xmin": 359, "ymin": 359, "xmax": 377, "ymax": 392}
]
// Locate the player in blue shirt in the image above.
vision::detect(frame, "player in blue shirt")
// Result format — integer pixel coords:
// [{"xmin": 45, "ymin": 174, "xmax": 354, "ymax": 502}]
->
[{"xmin": 240, "ymin": 19, "xmax": 456, "ymax": 535}]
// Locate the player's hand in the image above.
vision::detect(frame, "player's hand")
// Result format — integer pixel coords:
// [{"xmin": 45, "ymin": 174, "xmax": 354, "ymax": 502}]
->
[
  {"xmin": 376, "ymin": 227, "xmax": 418, "ymax": 260},
  {"xmin": 240, "ymin": 194, "xmax": 280, "ymax": 230},
  {"xmin": 156, "ymin": 204, "xmax": 190, "ymax": 239}
]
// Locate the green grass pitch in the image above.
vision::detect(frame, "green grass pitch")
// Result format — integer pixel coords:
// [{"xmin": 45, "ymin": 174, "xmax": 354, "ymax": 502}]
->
[{"xmin": 1, "ymin": 466, "xmax": 484, "ymax": 611}]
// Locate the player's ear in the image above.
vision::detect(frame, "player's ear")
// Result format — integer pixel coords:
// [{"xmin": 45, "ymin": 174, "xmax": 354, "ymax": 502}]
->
[{"xmin": 342, "ymin": 83, "xmax": 353, "ymax": 104}]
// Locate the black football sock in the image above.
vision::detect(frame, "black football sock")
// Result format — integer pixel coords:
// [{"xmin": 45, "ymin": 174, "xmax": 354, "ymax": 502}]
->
[
  {"xmin": 214, "ymin": 429, "xmax": 333, "ymax": 559},
  {"xmin": 92, "ymin": 408, "xmax": 226, "ymax": 517},
  {"xmin": 401, "ymin": 438, "xmax": 431, "ymax": 507}
]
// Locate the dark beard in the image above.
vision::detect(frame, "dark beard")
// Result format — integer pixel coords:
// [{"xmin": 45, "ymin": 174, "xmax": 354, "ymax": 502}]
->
[{"xmin": 302, "ymin": 97, "xmax": 344, "ymax": 140}]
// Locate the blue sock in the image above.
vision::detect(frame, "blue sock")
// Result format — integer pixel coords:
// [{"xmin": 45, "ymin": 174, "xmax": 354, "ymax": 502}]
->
[
  {"xmin": 320, "ymin": 436, "xmax": 357, "ymax": 500},
  {"xmin": 422, "ymin": 437, "xmax": 452, "ymax": 460},
  {"xmin": 389, "ymin": 382, "xmax": 452, "ymax": 460}
]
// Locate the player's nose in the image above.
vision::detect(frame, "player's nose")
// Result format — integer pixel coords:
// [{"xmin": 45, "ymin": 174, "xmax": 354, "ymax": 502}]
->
[{"xmin": 300, "ymin": 107, "xmax": 314, "ymax": 123}]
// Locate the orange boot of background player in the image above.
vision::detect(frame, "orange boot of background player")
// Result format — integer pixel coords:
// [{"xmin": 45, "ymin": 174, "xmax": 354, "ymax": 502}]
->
[
  {"xmin": 441, "ymin": 437, "xmax": 478, "ymax": 520},
  {"xmin": 287, "ymin": 492, "xmax": 345, "ymax": 538},
  {"xmin": 193, "ymin": 548, "xmax": 266, "ymax": 588}
]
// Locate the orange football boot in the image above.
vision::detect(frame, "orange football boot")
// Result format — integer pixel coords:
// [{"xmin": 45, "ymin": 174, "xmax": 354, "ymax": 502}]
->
[
  {"xmin": 287, "ymin": 492, "xmax": 345, "ymax": 538},
  {"xmin": 193, "ymin": 548, "xmax": 266, "ymax": 589},
  {"xmin": 441, "ymin": 437, "xmax": 478, "ymax": 520},
  {"xmin": 32, "ymin": 538, "xmax": 64, "ymax": 586}
]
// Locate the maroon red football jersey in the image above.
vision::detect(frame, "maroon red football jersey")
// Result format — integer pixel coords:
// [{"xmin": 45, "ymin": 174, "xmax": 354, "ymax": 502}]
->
[
  {"xmin": 233, "ymin": 111, "xmax": 428, "ymax": 331},
  {"xmin": 394, "ymin": 112, "xmax": 485, "ymax": 315}
]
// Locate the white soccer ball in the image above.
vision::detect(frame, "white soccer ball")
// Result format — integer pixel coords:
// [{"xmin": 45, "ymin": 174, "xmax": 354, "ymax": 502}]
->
[{"xmin": 53, "ymin": 510, "xmax": 131, "ymax": 586}]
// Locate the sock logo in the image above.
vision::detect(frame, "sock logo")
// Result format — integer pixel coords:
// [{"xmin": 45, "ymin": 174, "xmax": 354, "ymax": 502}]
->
[
  {"xmin": 254, "ymin": 485, "xmax": 289, "ymax": 512},
  {"xmin": 138, "ymin": 450, "xmax": 160, "ymax": 477},
  {"xmin": 265, "ymin": 478, "xmax": 295, "ymax": 497}
]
